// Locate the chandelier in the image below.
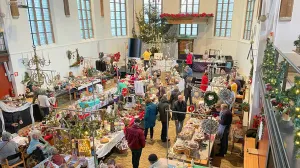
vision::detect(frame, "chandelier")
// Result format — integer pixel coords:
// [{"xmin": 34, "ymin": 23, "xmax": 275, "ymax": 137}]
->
[{"xmin": 22, "ymin": 46, "xmax": 54, "ymax": 86}]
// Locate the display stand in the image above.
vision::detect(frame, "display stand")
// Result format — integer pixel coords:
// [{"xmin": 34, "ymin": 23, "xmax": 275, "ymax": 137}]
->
[{"xmin": 166, "ymin": 110, "xmax": 216, "ymax": 167}]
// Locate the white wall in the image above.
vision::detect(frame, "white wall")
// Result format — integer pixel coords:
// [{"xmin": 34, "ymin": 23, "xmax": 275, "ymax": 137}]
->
[
  {"xmin": 275, "ymin": 0, "xmax": 300, "ymax": 53},
  {"xmin": 0, "ymin": 0, "xmax": 133, "ymax": 94},
  {"xmin": 1, "ymin": 0, "xmax": 259, "ymax": 94},
  {"xmin": 133, "ymin": 0, "xmax": 258, "ymax": 76}
]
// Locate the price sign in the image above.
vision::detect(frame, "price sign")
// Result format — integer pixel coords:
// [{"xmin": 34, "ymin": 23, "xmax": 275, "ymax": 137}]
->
[{"xmin": 77, "ymin": 139, "xmax": 91, "ymax": 157}]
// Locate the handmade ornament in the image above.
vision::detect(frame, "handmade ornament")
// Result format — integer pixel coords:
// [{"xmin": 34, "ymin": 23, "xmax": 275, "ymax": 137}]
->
[
  {"xmin": 204, "ymin": 91, "xmax": 219, "ymax": 106},
  {"xmin": 188, "ymin": 105, "xmax": 195, "ymax": 112},
  {"xmin": 201, "ymin": 119, "xmax": 218, "ymax": 134}
]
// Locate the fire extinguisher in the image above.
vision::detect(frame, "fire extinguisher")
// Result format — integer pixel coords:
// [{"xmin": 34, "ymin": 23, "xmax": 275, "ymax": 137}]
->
[{"xmin": 9, "ymin": 87, "xmax": 15, "ymax": 97}]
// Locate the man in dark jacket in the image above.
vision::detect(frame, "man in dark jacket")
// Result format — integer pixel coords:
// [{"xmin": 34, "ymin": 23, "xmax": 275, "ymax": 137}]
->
[
  {"xmin": 216, "ymin": 104, "xmax": 233, "ymax": 157},
  {"xmin": 125, "ymin": 118, "xmax": 146, "ymax": 168},
  {"xmin": 184, "ymin": 77, "xmax": 193, "ymax": 105},
  {"xmin": 169, "ymin": 86, "xmax": 180, "ymax": 109},
  {"xmin": 172, "ymin": 95, "xmax": 187, "ymax": 136},
  {"xmin": 158, "ymin": 96, "xmax": 171, "ymax": 142}
]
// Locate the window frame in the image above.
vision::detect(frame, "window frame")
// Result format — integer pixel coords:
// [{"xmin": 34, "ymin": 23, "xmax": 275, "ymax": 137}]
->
[
  {"xmin": 179, "ymin": 0, "xmax": 199, "ymax": 37},
  {"xmin": 0, "ymin": 32, "xmax": 6, "ymax": 51},
  {"xmin": 214, "ymin": 0, "xmax": 235, "ymax": 37},
  {"xmin": 143, "ymin": 0, "xmax": 162, "ymax": 22},
  {"xmin": 27, "ymin": 0, "xmax": 55, "ymax": 46},
  {"xmin": 77, "ymin": 0, "xmax": 94, "ymax": 39},
  {"xmin": 243, "ymin": 0, "xmax": 255, "ymax": 40},
  {"xmin": 110, "ymin": 0, "xmax": 127, "ymax": 37}
]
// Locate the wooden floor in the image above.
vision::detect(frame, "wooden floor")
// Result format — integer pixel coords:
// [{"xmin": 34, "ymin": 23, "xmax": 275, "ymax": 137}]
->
[{"xmin": 244, "ymin": 137, "xmax": 259, "ymax": 168}]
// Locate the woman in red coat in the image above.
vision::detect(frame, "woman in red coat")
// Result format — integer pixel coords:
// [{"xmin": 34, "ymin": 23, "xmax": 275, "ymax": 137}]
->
[
  {"xmin": 186, "ymin": 53, "xmax": 193, "ymax": 68},
  {"xmin": 200, "ymin": 72, "xmax": 209, "ymax": 91}
]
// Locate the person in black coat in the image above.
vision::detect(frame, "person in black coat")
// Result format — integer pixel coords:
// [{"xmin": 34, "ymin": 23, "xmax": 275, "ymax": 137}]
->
[
  {"xmin": 216, "ymin": 104, "xmax": 233, "ymax": 157},
  {"xmin": 184, "ymin": 77, "xmax": 193, "ymax": 105},
  {"xmin": 158, "ymin": 95, "xmax": 171, "ymax": 142},
  {"xmin": 169, "ymin": 86, "xmax": 181, "ymax": 109},
  {"xmin": 3, "ymin": 111, "xmax": 23, "ymax": 134},
  {"xmin": 172, "ymin": 95, "xmax": 187, "ymax": 137}
]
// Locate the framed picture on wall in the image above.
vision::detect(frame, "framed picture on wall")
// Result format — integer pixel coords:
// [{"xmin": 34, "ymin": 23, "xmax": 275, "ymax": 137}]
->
[{"xmin": 178, "ymin": 39, "xmax": 194, "ymax": 55}]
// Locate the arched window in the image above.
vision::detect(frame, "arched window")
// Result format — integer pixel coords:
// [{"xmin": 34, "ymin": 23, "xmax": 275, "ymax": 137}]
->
[
  {"xmin": 215, "ymin": 0, "xmax": 234, "ymax": 37},
  {"xmin": 243, "ymin": 0, "xmax": 255, "ymax": 40},
  {"xmin": 179, "ymin": 0, "xmax": 199, "ymax": 36},
  {"xmin": 77, "ymin": 0, "xmax": 94, "ymax": 39},
  {"xmin": 110, "ymin": 0, "xmax": 127, "ymax": 36},
  {"xmin": 27, "ymin": 0, "xmax": 54, "ymax": 45}
]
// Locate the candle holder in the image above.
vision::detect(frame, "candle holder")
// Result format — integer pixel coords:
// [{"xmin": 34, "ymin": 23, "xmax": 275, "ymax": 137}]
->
[{"xmin": 21, "ymin": 45, "xmax": 54, "ymax": 86}]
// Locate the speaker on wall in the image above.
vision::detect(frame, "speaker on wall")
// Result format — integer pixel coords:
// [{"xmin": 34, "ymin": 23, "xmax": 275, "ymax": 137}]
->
[{"xmin": 128, "ymin": 38, "xmax": 142, "ymax": 58}]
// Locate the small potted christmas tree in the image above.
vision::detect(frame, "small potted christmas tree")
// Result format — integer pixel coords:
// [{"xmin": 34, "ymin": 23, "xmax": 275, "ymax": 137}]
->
[{"xmin": 294, "ymin": 35, "xmax": 300, "ymax": 54}]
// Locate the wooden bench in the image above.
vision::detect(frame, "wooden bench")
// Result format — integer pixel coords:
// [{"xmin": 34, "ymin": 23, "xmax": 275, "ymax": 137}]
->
[{"xmin": 244, "ymin": 137, "xmax": 259, "ymax": 168}]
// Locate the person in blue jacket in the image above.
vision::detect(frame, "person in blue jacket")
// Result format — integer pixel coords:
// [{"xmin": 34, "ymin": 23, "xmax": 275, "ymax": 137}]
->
[{"xmin": 144, "ymin": 98, "xmax": 158, "ymax": 141}]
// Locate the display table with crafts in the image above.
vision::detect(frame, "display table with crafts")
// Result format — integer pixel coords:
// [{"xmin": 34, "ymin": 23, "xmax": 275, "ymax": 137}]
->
[
  {"xmin": 192, "ymin": 59, "xmax": 226, "ymax": 72},
  {"xmin": 94, "ymin": 130, "xmax": 125, "ymax": 158},
  {"xmin": 33, "ymin": 155, "xmax": 95, "ymax": 168},
  {"xmin": 168, "ymin": 118, "xmax": 217, "ymax": 165},
  {"xmin": 0, "ymin": 101, "xmax": 35, "ymax": 133}
]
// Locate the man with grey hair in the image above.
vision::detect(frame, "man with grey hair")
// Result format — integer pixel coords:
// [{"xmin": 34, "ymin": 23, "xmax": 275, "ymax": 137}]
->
[{"xmin": 0, "ymin": 132, "xmax": 20, "ymax": 165}]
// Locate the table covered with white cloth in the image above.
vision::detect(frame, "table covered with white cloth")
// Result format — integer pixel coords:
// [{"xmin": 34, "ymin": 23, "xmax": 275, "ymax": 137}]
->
[
  {"xmin": 94, "ymin": 131, "xmax": 125, "ymax": 158},
  {"xmin": 33, "ymin": 156, "xmax": 95, "ymax": 168}
]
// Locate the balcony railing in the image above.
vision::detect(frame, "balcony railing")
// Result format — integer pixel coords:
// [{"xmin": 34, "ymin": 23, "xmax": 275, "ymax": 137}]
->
[{"xmin": 258, "ymin": 41, "xmax": 300, "ymax": 168}]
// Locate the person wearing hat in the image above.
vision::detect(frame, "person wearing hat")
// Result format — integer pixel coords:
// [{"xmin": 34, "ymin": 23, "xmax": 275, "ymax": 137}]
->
[
  {"xmin": 0, "ymin": 132, "xmax": 20, "ymax": 165},
  {"xmin": 148, "ymin": 154, "xmax": 168, "ymax": 168},
  {"xmin": 125, "ymin": 118, "xmax": 145, "ymax": 168}
]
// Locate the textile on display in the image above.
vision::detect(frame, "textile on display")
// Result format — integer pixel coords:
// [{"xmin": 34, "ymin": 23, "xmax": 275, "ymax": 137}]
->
[
  {"xmin": 96, "ymin": 60, "xmax": 107, "ymax": 72},
  {"xmin": 134, "ymin": 81, "xmax": 145, "ymax": 96}
]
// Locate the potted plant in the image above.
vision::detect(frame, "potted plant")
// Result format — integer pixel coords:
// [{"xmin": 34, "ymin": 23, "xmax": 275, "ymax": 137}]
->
[{"xmin": 294, "ymin": 35, "xmax": 300, "ymax": 53}]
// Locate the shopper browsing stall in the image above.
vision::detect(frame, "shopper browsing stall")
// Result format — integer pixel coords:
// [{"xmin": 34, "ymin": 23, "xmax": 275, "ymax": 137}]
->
[
  {"xmin": 172, "ymin": 95, "xmax": 187, "ymax": 137},
  {"xmin": 200, "ymin": 72, "xmax": 209, "ymax": 92},
  {"xmin": 158, "ymin": 95, "xmax": 171, "ymax": 142},
  {"xmin": 143, "ymin": 49, "xmax": 151, "ymax": 68},
  {"xmin": 169, "ymin": 86, "xmax": 181, "ymax": 109},
  {"xmin": 156, "ymin": 83, "xmax": 166, "ymax": 101},
  {"xmin": 230, "ymin": 79, "xmax": 238, "ymax": 95},
  {"xmin": 183, "ymin": 66, "xmax": 193, "ymax": 79},
  {"xmin": 38, "ymin": 94, "xmax": 51, "ymax": 116},
  {"xmin": 125, "ymin": 118, "xmax": 145, "ymax": 168},
  {"xmin": 144, "ymin": 99, "xmax": 158, "ymax": 141},
  {"xmin": 216, "ymin": 104, "xmax": 233, "ymax": 157},
  {"xmin": 184, "ymin": 77, "xmax": 193, "ymax": 105}
]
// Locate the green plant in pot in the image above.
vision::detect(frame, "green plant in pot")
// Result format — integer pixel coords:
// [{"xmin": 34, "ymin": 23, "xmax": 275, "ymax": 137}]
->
[{"xmin": 294, "ymin": 35, "xmax": 300, "ymax": 53}]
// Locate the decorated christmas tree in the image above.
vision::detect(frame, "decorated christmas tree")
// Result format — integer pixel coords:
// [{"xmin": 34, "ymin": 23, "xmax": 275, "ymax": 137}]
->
[{"xmin": 133, "ymin": 4, "xmax": 177, "ymax": 46}]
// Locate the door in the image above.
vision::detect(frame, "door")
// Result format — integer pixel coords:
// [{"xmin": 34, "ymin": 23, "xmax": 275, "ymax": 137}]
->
[{"xmin": 0, "ymin": 62, "xmax": 12, "ymax": 98}]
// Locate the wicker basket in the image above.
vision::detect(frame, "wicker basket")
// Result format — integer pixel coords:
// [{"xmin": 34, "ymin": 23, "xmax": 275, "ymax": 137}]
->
[{"xmin": 173, "ymin": 147, "xmax": 185, "ymax": 154}]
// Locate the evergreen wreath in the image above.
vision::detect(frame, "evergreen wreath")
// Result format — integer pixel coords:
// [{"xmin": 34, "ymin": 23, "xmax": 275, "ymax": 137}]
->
[{"xmin": 204, "ymin": 91, "xmax": 219, "ymax": 106}]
